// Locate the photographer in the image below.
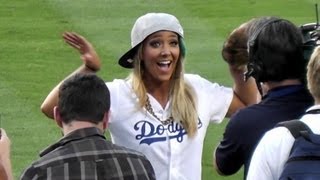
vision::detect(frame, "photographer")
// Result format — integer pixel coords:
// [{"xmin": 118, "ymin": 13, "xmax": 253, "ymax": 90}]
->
[
  {"xmin": 247, "ymin": 45, "xmax": 320, "ymax": 180},
  {"xmin": 214, "ymin": 16, "xmax": 314, "ymax": 179}
]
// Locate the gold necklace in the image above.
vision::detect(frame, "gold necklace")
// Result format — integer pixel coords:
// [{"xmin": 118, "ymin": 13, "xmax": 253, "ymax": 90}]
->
[{"xmin": 145, "ymin": 96, "xmax": 173, "ymax": 125}]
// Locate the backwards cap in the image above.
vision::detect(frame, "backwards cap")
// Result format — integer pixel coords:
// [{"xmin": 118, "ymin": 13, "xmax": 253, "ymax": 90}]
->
[{"xmin": 118, "ymin": 13, "xmax": 184, "ymax": 68}]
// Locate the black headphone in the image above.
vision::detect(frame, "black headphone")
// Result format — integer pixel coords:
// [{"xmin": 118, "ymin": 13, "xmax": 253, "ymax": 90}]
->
[{"xmin": 244, "ymin": 18, "xmax": 283, "ymax": 82}]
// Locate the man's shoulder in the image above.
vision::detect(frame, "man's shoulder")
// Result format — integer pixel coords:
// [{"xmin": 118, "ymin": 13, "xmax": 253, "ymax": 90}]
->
[
  {"xmin": 20, "ymin": 139, "xmax": 154, "ymax": 180},
  {"xmin": 225, "ymin": 104, "xmax": 278, "ymax": 141},
  {"xmin": 20, "ymin": 163, "xmax": 38, "ymax": 180},
  {"xmin": 110, "ymin": 143, "xmax": 147, "ymax": 158},
  {"xmin": 229, "ymin": 104, "xmax": 266, "ymax": 125},
  {"xmin": 31, "ymin": 136, "xmax": 147, "ymax": 165}
]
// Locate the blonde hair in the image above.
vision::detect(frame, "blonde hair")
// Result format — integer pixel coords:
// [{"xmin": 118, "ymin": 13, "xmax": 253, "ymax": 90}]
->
[
  {"xmin": 307, "ymin": 46, "xmax": 320, "ymax": 101},
  {"xmin": 128, "ymin": 38, "xmax": 198, "ymax": 137}
]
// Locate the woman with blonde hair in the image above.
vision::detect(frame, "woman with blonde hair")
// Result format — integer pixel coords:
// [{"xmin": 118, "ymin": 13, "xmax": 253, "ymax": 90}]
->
[{"xmin": 41, "ymin": 13, "xmax": 258, "ymax": 180}]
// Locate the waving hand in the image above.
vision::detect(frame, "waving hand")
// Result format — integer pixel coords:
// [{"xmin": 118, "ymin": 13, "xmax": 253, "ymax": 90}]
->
[{"xmin": 63, "ymin": 32, "xmax": 101, "ymax": 71}]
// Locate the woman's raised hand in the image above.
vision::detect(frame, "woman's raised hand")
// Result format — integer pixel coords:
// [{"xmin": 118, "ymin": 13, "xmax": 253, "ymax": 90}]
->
[{"xmin": 63, "ymin": 32, "xmax": 101, "ymax": 72}]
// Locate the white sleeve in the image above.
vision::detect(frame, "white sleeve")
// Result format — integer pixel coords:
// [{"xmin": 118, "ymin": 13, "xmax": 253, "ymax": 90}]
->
[
  {"xmin": 105, "ymin": 79, "xmax": 133, "ymax": 123},
  {"xmin": 207, "ymin": 82, "xmax": 233, "ymax": 123},
  {"xmin": 185, "ymin": 74, "xmax": 233, "ymax": 124},
  {"xmin": 246, "ymin": 127, "xmax": 295, "ymax": 180}
]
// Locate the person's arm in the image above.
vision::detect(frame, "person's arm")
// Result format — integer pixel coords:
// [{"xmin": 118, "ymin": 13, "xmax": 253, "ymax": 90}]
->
[
  {"xmin": 213, "ymin": 147, "xmax": 228, "ymax": 176},
  {"xmin": 226, "ymin": 65, "xmax": 260, "ymax": 117},
  {"xmin": 213, "ymin": 116, "xmax": 245, "ymax": 176},
  {"xmin": 0, "ymin": 129, "xmax": 12, "ymax": 180},
  {"xmin": 40, "ymin": 32, "xmax": 102, "ymax": 119}
]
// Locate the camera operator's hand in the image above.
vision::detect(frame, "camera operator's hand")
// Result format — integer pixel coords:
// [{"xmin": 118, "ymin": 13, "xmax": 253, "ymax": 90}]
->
[{"xmin": 310, "ymin": 31, "xmax": 320, "ymax": 42}]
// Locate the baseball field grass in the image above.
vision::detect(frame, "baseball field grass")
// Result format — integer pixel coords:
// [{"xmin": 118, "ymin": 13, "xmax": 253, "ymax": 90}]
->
[{"xmin": 1, "ymin": 0, "xmax": 318, "ymax": 179}]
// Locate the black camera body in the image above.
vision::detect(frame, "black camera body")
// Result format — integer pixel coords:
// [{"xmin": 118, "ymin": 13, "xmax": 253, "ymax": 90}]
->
[{"xmin": 300, "ymin": 22, "xmax": 320, "ymax": 62}]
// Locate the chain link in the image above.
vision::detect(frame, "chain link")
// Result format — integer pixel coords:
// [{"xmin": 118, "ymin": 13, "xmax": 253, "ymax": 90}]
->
[{"xmin": 145, "ymin": 96, "xmax": 173, "ymax": 125}]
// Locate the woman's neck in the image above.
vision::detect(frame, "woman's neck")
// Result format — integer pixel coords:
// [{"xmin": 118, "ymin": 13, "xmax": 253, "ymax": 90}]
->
[{"xmin": 146, "ymin": 84, "xmax": 170, "ymax": 108}]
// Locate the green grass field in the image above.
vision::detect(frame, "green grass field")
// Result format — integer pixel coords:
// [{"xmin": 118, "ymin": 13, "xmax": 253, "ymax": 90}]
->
[{"xmin": 1, "ymin": 0, "xmax": 319, "ymax": 179}]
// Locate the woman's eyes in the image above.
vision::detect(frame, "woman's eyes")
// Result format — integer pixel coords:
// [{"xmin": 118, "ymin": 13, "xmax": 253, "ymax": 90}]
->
[
  {"xmin": 150, "ymin": 41, "xmax": 161, "ymax": 47},
  {"xmin": 149, "ymin": 40, "xmax": 179, "ymax": 48},
  {"xmin": 170, "ymin": 40, "xmax": 179, "ymax": 46}
]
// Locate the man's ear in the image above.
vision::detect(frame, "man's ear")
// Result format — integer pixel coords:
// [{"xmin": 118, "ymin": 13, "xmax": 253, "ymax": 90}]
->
[
  {"xmin": 102, "ymin": 110, "xmax": 110, "ymax": 130},
  {"xmin": 53, "ymin": 106, "xmax": 63, "ymax": 128}
]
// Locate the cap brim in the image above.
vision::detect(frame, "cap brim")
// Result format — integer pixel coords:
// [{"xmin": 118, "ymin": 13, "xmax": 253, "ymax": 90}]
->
[{"xmin": 118, "ymin": 46, "xmax": 139, "ymax": 69}]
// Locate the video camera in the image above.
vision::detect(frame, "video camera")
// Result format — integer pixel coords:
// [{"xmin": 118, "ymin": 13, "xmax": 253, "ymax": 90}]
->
[{"xmin": 300, "ymin": 4, "xmax": 320, "ymax": 61}]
